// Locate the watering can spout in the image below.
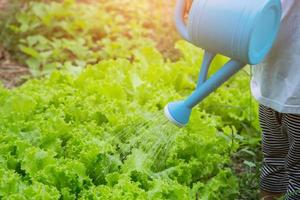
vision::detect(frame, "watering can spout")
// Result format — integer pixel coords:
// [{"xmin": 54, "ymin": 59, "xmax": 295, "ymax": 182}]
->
[
  {"xmin": 164, "ymin": 101, "xmax": 191, "ymax": 127},
  {"xmin": 165, "ymin": 60, "xmax": 245, "ymax": 127}
]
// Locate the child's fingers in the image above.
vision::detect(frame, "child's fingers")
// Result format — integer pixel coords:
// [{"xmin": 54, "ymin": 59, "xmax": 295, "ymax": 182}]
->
[
  {"xmin": 185, "ymin": 0, "xmax": 193, "ymax": 14},
  {"xmin": 184, "ymin": 0, "xmax": 193, "ymax": 19}
]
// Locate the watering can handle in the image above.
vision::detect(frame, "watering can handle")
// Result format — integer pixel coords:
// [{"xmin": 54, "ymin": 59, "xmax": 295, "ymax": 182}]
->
[
  {"xmin": 174, "ymin": 0, "xmax": 216, "ymax": 86},
  {"xmin": 174, "ymin": 0, "xmax": 189, "ymax": 41}
]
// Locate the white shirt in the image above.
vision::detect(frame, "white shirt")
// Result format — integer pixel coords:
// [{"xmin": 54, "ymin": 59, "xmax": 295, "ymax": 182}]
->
[{"xmin": 251, "ymin": 0, "xmax": 300, "ymax": 114}]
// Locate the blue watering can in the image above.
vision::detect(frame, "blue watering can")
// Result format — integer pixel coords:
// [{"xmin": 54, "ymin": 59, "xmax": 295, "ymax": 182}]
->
[{"xmin": 164, "ymin": 0, "xmax": 282, "ymax": 127}]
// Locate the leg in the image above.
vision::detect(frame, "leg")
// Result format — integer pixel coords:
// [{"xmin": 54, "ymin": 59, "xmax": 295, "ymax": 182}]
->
[
  {"xmin": 259, "ymin": 105, "xmax": 289, "ymax": 199},
  {"xmin": 283, "ymin": 114, "xmax": 300, "ymax": 200}
]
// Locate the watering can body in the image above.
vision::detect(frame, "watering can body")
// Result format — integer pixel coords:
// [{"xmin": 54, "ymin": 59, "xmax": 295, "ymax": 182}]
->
[{"xmin": 165, "ymin": 0, "xmax": 282, "ymax": 127}]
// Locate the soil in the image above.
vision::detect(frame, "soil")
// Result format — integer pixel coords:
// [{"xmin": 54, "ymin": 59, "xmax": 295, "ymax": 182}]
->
[
  {"xmin": 0, "ymin": 47, "xmax": 29, "ymax": 88},
  {"xmin": 0, "ymin": 0, "xmax": 29, "ymax": 89}
]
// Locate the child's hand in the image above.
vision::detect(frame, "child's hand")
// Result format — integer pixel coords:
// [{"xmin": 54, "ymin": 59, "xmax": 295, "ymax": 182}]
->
[
  {"xmin": 183, "ymin": 0, "xmax": 193, "ymax": 20},
  {"xmin": 184, "ymin": 0, "xmax": 193, "ymax": 18}
]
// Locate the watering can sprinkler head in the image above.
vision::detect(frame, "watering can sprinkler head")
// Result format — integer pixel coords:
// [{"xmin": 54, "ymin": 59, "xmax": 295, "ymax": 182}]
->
[{"xmin": 164, "ymin": 101, "xmax": 192, "ymax": 127}]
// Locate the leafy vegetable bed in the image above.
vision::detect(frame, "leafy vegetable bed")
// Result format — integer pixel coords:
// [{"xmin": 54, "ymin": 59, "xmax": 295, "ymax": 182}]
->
[
  {"xmin": 0, "ymin": 0, "xmax": 260, "ymax": 199},
  {"xmin": 0, "ymin": 45, "xmax": 256, "ymax": 200}
]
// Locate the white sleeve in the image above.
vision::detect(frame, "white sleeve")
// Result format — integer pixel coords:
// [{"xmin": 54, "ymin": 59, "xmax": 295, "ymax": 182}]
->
[{"xmin": 281, "ymin": 0, "xmax": 294, "ymax": 21}]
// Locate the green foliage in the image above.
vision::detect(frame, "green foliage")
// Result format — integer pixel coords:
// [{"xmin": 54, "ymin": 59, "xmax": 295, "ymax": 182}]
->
[
  {"xmin": 0, "ymin": 0, "xmax": 177, "ymax": 77},
  {"xmin": 0, "ymin": 41, "xmax": 260, "ymax": 198},
  {"xmin": 0, "ymin": 0, "xmax": 261, "ymax": 199}
]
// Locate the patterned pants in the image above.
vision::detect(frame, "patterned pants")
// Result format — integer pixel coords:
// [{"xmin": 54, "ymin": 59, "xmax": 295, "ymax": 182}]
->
[{"xmin": 259, "ymin": 105, "xmax": 300, "ymax": 200}]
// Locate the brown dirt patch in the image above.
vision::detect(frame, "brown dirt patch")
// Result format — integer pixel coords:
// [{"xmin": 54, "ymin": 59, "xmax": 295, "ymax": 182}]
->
[
  {"xmin": 0, "ymin": 46, "xmax": 29, "ymax": 88},
  {"xmin": 0, "ymin": 0, "xmax": 30, "ymax": 88}
]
